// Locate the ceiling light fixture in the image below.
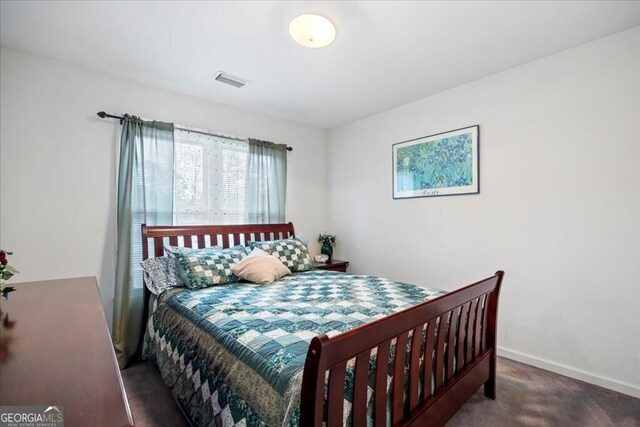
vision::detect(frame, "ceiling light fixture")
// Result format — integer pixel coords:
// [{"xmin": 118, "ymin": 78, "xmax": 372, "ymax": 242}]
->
[{"xmin": 289, "ymin": 14, "xmax": 336, "ymax": 48}]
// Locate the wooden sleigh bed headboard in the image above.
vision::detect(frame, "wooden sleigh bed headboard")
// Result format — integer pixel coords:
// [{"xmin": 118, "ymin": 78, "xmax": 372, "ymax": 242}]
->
[
  {"xmin": 140, "ymin": 222, "xmax": 503, "ymax": 427},
  {"xmin": 141, "ymin": 222, "xmax": 296, "ymax": 259}
]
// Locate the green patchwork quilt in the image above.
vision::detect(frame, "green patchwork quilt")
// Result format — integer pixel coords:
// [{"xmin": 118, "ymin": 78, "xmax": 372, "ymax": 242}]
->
[{"xmin": 143, "ymin": 270, "xmax": 446, "ymax": 427}]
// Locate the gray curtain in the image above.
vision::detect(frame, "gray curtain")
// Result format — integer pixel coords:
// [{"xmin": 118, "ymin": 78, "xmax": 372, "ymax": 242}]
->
[
  {"xmin": 245, "ymin": 138, "xmax": 287, "ymax": 223},
  {"xmin": 113, "ymin": 115, "xmax": 174, "ymax": 368}
]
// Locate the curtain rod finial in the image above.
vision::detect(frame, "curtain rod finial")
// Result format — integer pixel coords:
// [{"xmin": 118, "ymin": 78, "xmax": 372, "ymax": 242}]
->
[{"xmin": 97, "ymin": 111, "xmax": 107, "ymax": 118}]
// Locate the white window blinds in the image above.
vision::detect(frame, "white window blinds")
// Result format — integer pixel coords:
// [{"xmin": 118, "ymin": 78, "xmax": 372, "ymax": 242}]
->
[{"xmin": 173, "ymin": 128, "xmax": 249, "ymax": 225}]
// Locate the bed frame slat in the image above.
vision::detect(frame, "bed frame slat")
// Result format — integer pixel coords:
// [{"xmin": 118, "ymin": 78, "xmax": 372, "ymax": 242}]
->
[
  {"xmin": 392, "ymin": 331, "xmax": 409, "ymax": 424},
  {"xmin": 352, "ymin": 350, "xmax": 370, "ymax": 427},
  {"xmin": 435, "ymin": 312, "xmax": 449, "ymax": 390},
  {"xmin": 408, "ymin": 325, "xmax": 422, "ymax": 411},
  {"xmin": 153, "ymin": 237, "xmax": 163, "ymax": 257},
  {"xmin": 474, "ymin": 296, "xmax": 484, "ymax": 358},
  {"xmin": 445, "ymin": 308, "xmax": 460, "ymax": 382},
  {"xmin": 301, "ymin": 336, "xmax": 328, "ymax": 427},
  {"xmin": 466, "ymin": 299, "xmax": 478, "ymax": 363},
  {"xmin": 374, "ymin": 340, "xmax": 391, "ymax": 427},
  {"xmin": 481, "ymin": 295, "xmax": 489, "ymax": 352},
  {"xmin": 327, "ymin": 362, "xmax": 346, "ymax": 427},
  {"xmin": 457, "ymin": 302, "xmax": 470, "ymax": 370},
  {"xmin": 423, "ymin": 321, "xmax": 436, "ymax": 400}
]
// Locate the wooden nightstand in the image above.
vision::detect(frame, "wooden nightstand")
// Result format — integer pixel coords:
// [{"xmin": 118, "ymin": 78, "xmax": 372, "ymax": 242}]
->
[{"xmin": 313, "ymin": 259, "xmax": 349, "ymax": 273}]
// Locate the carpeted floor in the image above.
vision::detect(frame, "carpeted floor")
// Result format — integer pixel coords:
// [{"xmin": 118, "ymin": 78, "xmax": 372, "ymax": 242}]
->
[{"xmin": 121, "ymin": 356, "xmax": 640, "ymax": 426}]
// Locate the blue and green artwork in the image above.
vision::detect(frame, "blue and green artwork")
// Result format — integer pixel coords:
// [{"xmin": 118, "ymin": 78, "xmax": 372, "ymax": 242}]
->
[{"xmin": 393, "ymin": 126, "xmax": 479, "ymax": 198}]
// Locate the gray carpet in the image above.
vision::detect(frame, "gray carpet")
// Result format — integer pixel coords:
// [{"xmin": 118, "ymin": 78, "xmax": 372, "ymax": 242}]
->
[{"xmin": 121, "ymin": 357, "xmax": 640, "ymax": 426}]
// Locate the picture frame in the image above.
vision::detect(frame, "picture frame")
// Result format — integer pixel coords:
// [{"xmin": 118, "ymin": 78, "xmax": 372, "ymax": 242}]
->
[{"xmin": 392, "ymin": 125, "xmax": 479, "ymax": 199}]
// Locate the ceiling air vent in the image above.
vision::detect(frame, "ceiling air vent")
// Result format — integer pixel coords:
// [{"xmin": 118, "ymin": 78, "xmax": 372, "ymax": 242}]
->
[{"xmin": 214, "ymin": 71, "xmax": 248, "ymax": 88}]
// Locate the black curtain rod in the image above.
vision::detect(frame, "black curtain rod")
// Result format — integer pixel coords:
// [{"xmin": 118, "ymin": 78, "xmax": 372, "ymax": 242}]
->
[{"xmin": 96, "ymin": 111, "xmax": 293, "ymax": 151}]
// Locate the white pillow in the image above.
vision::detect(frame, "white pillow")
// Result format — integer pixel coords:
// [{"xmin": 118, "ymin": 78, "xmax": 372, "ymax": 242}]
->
[{"xmin": 231, "ymin": 248, "xmax": 291, "ymax": 284}]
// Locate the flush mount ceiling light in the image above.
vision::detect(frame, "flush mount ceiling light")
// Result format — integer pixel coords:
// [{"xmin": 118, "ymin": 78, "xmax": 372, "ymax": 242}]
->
[{"xmin": 289, "ymin": 14, "xmax": 336, "ymax": 48}]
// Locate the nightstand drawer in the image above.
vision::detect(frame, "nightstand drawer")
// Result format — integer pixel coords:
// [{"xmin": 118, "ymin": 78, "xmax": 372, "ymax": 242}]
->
[{"xmin": 313, "ymin": 259, "xmax": 349, "ymax": 273}]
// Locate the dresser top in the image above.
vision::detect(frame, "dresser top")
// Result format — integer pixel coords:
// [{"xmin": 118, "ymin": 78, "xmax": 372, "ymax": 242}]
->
[{"xmin": 0, "ymin": 277, "xmax": 134, "ymax": 427}]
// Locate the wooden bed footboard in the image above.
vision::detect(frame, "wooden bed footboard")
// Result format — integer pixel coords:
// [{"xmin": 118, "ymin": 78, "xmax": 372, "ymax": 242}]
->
[{"xmin": 300, "ymin": 271, "xmax": 504, "ymax": 427}]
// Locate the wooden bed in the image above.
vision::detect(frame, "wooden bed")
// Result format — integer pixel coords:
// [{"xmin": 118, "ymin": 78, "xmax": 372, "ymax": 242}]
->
[{"xmin": 142, "ymin": 222, "xmax": 504, "ymax": 427}]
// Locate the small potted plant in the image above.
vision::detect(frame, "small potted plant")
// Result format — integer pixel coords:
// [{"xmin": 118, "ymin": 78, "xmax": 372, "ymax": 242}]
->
[
  {"xmin": 318, "ymin": 234, "xmax": 336, "ymax": 262},
  {"xmin": 0, "ymin": 250, "xmax": 18, "ymax": 300}
]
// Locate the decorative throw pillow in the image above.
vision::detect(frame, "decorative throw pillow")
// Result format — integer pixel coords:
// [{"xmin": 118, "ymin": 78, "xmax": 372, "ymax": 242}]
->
[
  {"xmin": 249, "ymin": 238, "xmax": 313, "ymax": 272},
  {"xmin": 171, "ymin": 245, "xmax": 247, "ymax": 289},
  {"xmin": 164, "ymin": 245, "xmax": 223, "ymax": 286},
  {"xmin": 140, "ymin": 256, "xmax": 184, "ymax": 295},
  {"xmin": 231, "ymin": 248, "xmax": 291, "ymax": 284}
]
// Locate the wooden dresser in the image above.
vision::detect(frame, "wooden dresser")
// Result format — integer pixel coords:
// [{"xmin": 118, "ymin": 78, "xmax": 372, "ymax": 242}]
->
[{"xmin": 0, "ymin": 277, "xmax": 134, "ymax": 427}]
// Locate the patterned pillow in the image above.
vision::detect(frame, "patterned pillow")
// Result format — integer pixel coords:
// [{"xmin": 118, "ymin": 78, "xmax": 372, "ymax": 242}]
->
[
  {"xmin": 140, "ymin": 256, "xmax": 184, "ymax": 295},
  {"xmin": 249, "ymin": 238, "xmax": 313, "ymax": 272},
  {"xmin": 164, "ymin": 245, "xmax": 223, "ymax": 286},
  {"xmin": 171, "ymin": 245, "xmax": 247, "ymax": 289}
]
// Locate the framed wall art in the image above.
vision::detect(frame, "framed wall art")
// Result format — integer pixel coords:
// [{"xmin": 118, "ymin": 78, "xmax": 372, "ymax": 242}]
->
[{"xmin": 393, "ymin": 125, "xmax": 479, "ymax": 199}]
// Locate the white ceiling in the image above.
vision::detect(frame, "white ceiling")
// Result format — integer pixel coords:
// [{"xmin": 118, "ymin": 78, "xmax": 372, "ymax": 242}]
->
[{"xmin": 2, "ymin": 1, "xmax": 640, "ymax": 129}]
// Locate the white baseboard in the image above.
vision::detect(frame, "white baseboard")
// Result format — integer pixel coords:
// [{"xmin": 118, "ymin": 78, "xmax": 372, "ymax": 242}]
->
[{"xmin": 497, "ymin": 346, "xmax": 640, "ymax": 399}]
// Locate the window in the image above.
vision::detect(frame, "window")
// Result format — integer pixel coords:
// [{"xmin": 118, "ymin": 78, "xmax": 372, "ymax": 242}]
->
[{"xmin": 173, "ymin": 129, "xmax": 249, "ymax": 225}]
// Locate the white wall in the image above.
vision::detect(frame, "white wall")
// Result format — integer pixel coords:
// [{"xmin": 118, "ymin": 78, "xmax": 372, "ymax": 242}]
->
[
  {"xmin": 328, "ymin": 27, "xmax": 640, "ymax": 397},
  {"xmin": 0, "ymin": 47, "xmax": 329, "ymax": 328}
]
